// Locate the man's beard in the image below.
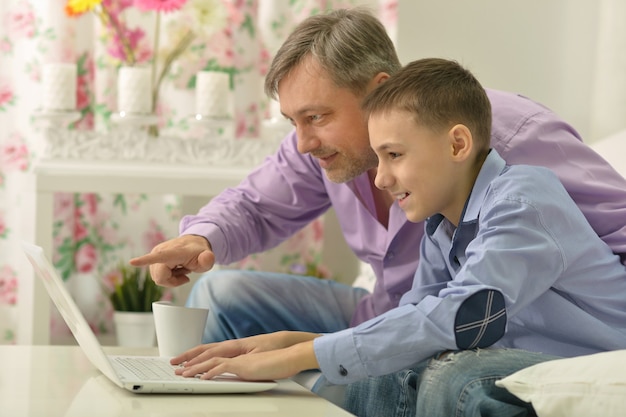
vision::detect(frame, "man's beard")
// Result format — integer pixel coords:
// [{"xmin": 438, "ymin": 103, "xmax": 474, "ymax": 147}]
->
[{"xmin": 322, "ymin": 149, "xmax": 379, "ymax": 184}]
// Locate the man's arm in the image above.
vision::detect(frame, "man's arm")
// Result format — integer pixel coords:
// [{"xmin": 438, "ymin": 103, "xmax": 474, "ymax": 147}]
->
[
  {"xmin": 130, "ymin": 132, "xmax": 332, "ymax": 284},
  {"xmin": 488, "ymin": 89, "xmax": 626, "ymax": 263},
  {"xmin": 180, "ymin": 131, "xmax": 332, "ymax": 264}
]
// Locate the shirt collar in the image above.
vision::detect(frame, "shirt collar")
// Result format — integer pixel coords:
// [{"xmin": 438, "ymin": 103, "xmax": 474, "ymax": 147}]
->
[
  {"xmin": 426, "ymin": 149, "xmax": 506, "ymax": 235},
  {"xmin": 462, "ymin": 149, "xmax": 506, "ymax": 223}
]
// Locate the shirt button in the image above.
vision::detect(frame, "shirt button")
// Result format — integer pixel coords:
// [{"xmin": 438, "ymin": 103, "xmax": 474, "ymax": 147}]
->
[{"xmin": 339, "ymin": 365, "xmax": 348, "ymax": 376}]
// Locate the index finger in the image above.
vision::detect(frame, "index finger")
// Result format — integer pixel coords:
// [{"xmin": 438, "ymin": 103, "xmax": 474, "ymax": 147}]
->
[
  {"xmin": 129, "ymin": 252, "xmax": 175, "ymax": 267},
  {"xmin": 170, "ymin": 344, "xmax": 209, "ymax": 365}
]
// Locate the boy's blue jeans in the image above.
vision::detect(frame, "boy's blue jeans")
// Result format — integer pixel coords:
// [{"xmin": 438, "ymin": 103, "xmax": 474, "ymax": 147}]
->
[{"xmin": 342, "ymin": 348, "xmax": 559, "ymax": 417}]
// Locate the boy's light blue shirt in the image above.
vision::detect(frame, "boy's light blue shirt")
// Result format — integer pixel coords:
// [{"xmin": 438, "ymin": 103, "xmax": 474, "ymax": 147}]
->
[{"xmin": 315, "ymin": 150, "xmax": 626, "ymax": 385}]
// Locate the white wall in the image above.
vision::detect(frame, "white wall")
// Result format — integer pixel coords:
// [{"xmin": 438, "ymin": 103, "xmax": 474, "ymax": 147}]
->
[{"xmin": 396, "ymin": 0, "xmax": 601, "ymax": 142}]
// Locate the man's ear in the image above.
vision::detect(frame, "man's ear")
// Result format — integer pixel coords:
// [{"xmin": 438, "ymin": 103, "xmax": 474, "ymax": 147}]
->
[
  {"xmin": 448, "ymin": 124, "xmax": 473, "ymax": 161},
  {"xmin": 374, "ymin": 72, "xmax": 390, "ymax": 85},
  {"xmin": 366, "ymin": 72, "xmax": 390, "ymax": 92}
]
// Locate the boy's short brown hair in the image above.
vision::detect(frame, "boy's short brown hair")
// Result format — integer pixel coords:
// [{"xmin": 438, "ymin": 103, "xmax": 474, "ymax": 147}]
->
[{"xmin": 363, "ymin": 58, "xmax": 492, "ymax": 151}]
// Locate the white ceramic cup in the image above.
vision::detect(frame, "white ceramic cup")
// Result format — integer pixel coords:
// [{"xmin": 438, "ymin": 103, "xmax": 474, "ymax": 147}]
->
[{"xmin": 152, "ymin": 301, "xmax": 209, "ymax": 357}]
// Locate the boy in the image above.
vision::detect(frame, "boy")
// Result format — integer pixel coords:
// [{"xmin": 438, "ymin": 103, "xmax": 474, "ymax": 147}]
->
[{"xmin": 171, "ymin": 58, "xmax": 626, "ymax": 417}]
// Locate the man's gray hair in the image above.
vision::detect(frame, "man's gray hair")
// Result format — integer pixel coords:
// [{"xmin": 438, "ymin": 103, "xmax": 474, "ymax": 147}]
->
[{"xmin": 264, "ymin": 7, "xmax": 401, "ymax": 99}]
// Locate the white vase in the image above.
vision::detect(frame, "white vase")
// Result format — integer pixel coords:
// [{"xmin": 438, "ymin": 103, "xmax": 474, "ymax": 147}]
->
[
  {"xmin": 113, "ymin": 311, "xmax": 156, "ymax": 347},
  {"xmin": 42, "ymin": 63, "xmax": 77, "ymax": 111},
  {"xmin": 117, "ymin": 66, "xmax": 152, "ymax": 115}
]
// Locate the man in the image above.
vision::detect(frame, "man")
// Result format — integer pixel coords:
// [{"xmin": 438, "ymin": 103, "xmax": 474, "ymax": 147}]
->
[{"xmin": 131, "ymin": 7, "xmax": 626, "ymax": 414}]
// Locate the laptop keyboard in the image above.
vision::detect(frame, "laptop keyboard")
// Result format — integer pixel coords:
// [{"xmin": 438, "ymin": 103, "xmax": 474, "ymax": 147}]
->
[{"xmin": 111, "ymin": 356, "xmax": 180, "ymax": 381}]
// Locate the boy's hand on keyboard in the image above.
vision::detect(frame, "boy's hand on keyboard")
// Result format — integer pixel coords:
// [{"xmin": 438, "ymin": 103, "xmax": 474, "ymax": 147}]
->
[
  {"xmin": 170, "ymin": 331, "xmax": 319, "ymax": 368},
  {"xmin": 170, "ymin": 331, "xmax": 321, "ymax": 381},
  {"xmin": 175, "ymin": 339, "xmax": 320, "ymax": 382}
]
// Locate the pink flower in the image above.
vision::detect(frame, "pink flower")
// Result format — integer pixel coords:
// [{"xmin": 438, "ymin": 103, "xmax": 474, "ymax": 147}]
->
[
  {"xmin": 134, "ymin": 0, "xmax": 188, "ymax": 13},
  {"xmin": 259, "ymin": 48, "xmax": 271, "ymax": 76},
  {"xmin": 143, "ymin": 219, "xmax": 167, "ymax": 252},
  {"xmin": 76, "ymin": 74, "xmax": 91, "ymax": 110},
  {"xmin": 54, "ymin": 193, "xmax": 74, "ymax": 217},
  {"xmin": 94, "ymin": 224, "xmax": 117, "ymax": 246},
  {"xmin": 75, "ymin": 243, "xmax": 98, "ymax": 273},
  {"xmin": 0, "ymin": 135, "xmax": 29, "ymax": 172},
  {"xmin": 73, "ymin": 220, "xmax": 88, "ymax": 241},
  {"xmin": 0, "ymin": 213, "xmax": 6, "ymax": 238},
  {"xmin": 75, "ymin": 54, "xmax": 95, "ymax": 107},
  {"xmin": 102, "ymin": 269, "xmax": 123, "ymax": 292},
  {"xmin": 203, "ymin": 29, "xmax": 235, "ymax": 68},
  {"xmin": 102, "ymin": 0, "xmax": 134, "ymax": 14},
  {"xmin": 0, "ymin": 38, "xmax": 12, "ymax": 54},
  {"xmin": 81, "ymin": 193, "xmax": 99, "ymax": 217},
  {"xmin": 0, "ymin": 266, "xmax": 18, "ymax": 306},
  {"xmin": 0, "ymin": 82, "xmax": 14, "ymax": 108},
  {"xmin": 225, "ymin": 1, "xmax": 245, "ymax": 26},
  {"xmin": 73, "ymin": 112, "xmax": 95, "ymax": 130},
  {"xmin": 107, "ymin": 25, "xmax": 147, "ymax": 62},
  {"xmin": 132, "ymin": 43, "xmax": 152, "ymax": 63},
  {"xmin": 6, "ymin": 1, "xmax": 36, "ymax": 40},
  {"xmin": 235, "ymin": 115, "xmax": 247, "ymax": 138}
]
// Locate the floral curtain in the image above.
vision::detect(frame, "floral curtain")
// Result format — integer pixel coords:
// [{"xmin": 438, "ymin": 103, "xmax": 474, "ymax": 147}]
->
[{"xmin": 0, "ymin": 0, "xmax": 397, "ymax": 344}]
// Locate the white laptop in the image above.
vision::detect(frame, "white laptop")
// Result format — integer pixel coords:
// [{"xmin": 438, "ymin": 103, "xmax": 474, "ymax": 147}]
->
[{"xmin": 22, "ymin": 242, "xmax": 277, "ymax": 394}]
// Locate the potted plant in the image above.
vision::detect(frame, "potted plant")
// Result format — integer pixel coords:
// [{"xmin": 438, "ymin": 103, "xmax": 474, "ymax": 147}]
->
[
  {"xmin": 104, "ymin": 263, "xmax": 165, "ymax": 347},
  {"xmin": 108, "ymin": 264, "xmax": 164, "ymax": 312}
]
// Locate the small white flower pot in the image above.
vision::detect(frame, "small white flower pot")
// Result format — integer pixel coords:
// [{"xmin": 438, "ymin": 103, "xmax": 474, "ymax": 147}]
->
[{"xmin": 113, "ymin": 311, "xmax": 156, "ymax": 347}]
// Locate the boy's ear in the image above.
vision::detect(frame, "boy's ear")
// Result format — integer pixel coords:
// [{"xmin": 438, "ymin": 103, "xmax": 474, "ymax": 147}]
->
[{"xmin": 448, "ymin": 124, "xmax": 473, "ymax": 161}]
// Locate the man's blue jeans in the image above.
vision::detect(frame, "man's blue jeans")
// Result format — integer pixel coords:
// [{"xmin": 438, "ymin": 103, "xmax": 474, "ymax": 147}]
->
[
  {"xmin": 343, "ymin": 348, "xmax": 560, "ymax": 417},
  {"xmin": 186, "ymin": 269, "xmax": 368, "ymax": 342}
]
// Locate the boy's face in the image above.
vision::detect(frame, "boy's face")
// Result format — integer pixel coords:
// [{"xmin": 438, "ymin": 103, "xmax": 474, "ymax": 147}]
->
[
  {"xmin": 369, "ymin": 110, "xmax": 466, "ymax": 223},
  {"xmin": 278, "ymin": 56, "xmax": 379, "ymax": 183}
]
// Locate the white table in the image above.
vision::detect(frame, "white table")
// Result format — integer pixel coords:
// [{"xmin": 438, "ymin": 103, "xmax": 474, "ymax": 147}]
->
[
  {"xmin": 0, "ymin": 345, "xmax": 355, "ymax": 417},
  {"xmin": 19, "ymin": 158, "xmax": 251, "ymax": 344}
]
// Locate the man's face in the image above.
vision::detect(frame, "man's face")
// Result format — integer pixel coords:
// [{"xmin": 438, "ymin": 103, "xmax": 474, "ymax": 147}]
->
[{"xmin": 277, "ymin": 57, "xmax": 379, "ymax": 183}]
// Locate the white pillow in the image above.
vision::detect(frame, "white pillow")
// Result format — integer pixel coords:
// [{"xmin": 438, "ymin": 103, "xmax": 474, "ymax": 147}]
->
[{"xmin": 496, "ymin": 350, "xmax": 626, "ymax": 417}]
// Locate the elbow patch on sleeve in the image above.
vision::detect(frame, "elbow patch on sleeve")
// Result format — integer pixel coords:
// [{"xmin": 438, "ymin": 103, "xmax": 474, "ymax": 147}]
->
[{"xmin": 454, "ymin": 289, "xmax": 506, "ymax": 350}]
